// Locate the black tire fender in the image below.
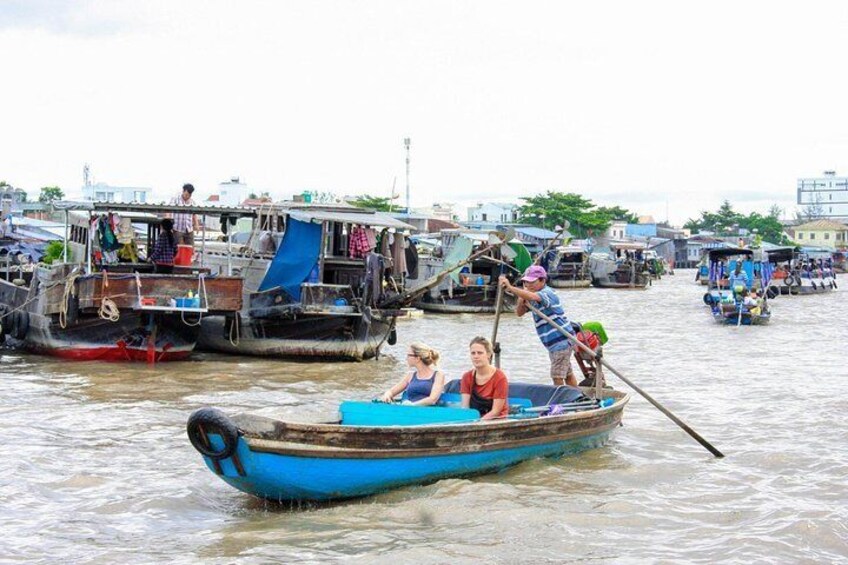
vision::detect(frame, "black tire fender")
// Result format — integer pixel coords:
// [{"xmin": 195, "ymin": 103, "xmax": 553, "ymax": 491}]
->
[
  {"xmin": 186, "ymin": 407, "xmax": 240, "ymax": 460},
  {"xmin": 766, "ymin": 286, "xmax": 778, "ymax": 300},
  {"xmin": 703, "ymin": 293, "xmax": 714, "ymax": 305},
  {"xmin": 387, "ymin": 326, "xmax": 397, "ymax": 346},
  {"xmin": 11, "ymin": 310, "xmax": 29, "ymax": 340},
  {"xmin": 783, "ymin": 276, "xmax": 795, "ymax": 287}
]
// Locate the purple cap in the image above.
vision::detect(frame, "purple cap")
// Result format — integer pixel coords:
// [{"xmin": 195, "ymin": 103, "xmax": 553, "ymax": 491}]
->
[{"xmin": 521, "ymin": 265, "xmax": 547, "ymax": 282}]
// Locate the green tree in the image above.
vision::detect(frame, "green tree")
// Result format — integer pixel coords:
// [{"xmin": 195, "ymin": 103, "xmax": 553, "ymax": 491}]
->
[
  {"xmin": 518, "ymin": 191, "xmax": 636, "ymax": 237},
  {"xmin": 350, "ymin": 194, "xmax": 393, "ymax": 212},
  {"xmin": 685, "ymin": 200, "xmax": 744, "ymax": 235},
  {"xmin": 595, "ymin": 205, "xmax": 639, "ymax": 224},
  {"xmin": 38, "ymin": 186, "xmax": 64, "ymax": 203},
  {"xmin": 685, "ymin": 201, "xmax": 789, "ymax": 244}
]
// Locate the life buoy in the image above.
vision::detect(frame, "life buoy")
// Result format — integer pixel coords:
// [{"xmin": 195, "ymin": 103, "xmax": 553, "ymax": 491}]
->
[
  {"xmin": 11, "ymin": 310, "xmax": 29, "ymax": 340},
  {"xmin": 186, "ymin": 408, "xmax": 240, "ymax": 460}
]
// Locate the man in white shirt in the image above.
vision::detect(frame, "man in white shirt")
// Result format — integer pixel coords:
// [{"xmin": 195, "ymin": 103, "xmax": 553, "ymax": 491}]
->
[{"xmin": 169, "ymin": 183, "xmax": 201, "ymax": 245}]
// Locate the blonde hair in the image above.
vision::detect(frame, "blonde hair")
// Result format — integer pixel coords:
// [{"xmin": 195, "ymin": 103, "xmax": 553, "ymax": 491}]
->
[
  {"xmin": 469, "ymin": 336, "xmax": 494, "ymax": 361},
  {"xmin": 409, "ymin": 342, "xmax": 440, "ymax": 366}
]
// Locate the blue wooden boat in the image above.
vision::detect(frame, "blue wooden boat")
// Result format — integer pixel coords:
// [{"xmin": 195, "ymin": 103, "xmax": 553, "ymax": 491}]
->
[
  {"xmin": 701, "ymin": 247, "xmax": 772, "ymax": 325},
  {"xmin": 187, "ymin": 381, "xmax": 629, "ymax": 502}
]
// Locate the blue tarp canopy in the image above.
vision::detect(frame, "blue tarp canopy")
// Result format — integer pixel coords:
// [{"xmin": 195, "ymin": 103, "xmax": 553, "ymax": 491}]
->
[{"xmin": 258, "ymin": 217, "xmax": 322, "ymax": 300}]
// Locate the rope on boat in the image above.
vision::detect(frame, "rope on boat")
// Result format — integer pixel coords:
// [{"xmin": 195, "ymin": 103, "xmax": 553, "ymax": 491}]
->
[
  {"xmin": 228, "ymin": 311, "xmax": 240, "ymax": 346},
  {"xmin": 58, "ymin": 272, "xmax": 80, "ymax": 329},
  {"xmin": 180, "ymin": 273, "xmax": 207, "ymax": 327},
  {"xmin": 99, "ymin": 297, "xmax": 120, "ymax": 322},
  {"xmin": 0, "ymin": 268, "xmax": 84, "ymax": 325}
]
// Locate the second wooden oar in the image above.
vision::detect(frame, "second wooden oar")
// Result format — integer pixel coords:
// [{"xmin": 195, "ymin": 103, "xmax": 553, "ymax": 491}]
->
[
  {"xmin": 491, "ymin": 283, "xmax": 505, "ymax": 368},
  {"xmin": 523, "ymin": 301, "xmax": 725, "ymax": 458}
]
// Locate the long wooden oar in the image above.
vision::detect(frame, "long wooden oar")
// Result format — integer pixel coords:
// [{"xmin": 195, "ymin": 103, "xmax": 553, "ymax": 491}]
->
[
  {"xmin": 522, "ymin": 300, "xmax": 725, "ymax": 458},
  {"xmin": 491, "ymin": 283, "xmax": 505, "ymax": 368}
]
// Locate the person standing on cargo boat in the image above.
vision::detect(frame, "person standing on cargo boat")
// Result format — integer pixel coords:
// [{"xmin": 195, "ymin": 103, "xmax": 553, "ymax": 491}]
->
[
  {"xmin": 499, "ymin": 266, "xmax": 577, "ymax": 387},
  {"xmin": 148, "ymin": 218, "xmax": 177, "ymax": 274},
  {"xmin": 168, "ymin": 183, "xmax": 201, "ymax": 246}
]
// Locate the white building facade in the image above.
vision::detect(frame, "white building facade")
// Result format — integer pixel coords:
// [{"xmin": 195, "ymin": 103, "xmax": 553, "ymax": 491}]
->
[
  {"xmin": 797, "ymin": 171, "xmax": 848, "ymax": 219},
  {"xmin": 466, "ymin": 202, "xmax": 519, "ymax": 223},
  {"xmin": 217, "ymin": 177, "xmax": 251, "ymax": 206},
  {"xmin": 82, "ymin": 182, "xmax": 151, "ymax": 203}
]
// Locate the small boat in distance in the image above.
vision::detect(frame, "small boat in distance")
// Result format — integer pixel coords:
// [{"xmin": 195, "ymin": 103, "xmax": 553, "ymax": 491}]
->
[
  {"xmin": 765, "ymin": 247, "xmax": 837, "ymax": 296},
  {"xmin": 701, "ymin": 247, "xmax": 771, "ymax": 326},
  {"xmin": 589, "ymin": 242, "xmax": 650, "ymax": 289},
  {"xmin": 407, "ymin": 229, "xmax": 528, "ymax": 313},
  {"xmin": 546, "ymin": 245, "xmax": 591, "ymax": 289},
  {"xmin": 187, "ymin": 380, "xmax": 628, "ymax": 502}
]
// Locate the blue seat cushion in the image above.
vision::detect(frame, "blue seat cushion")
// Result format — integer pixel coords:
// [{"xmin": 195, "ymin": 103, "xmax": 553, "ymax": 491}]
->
[{"xmin": 443, "ymin": 378, "xmax": 587, "ymax": 407}]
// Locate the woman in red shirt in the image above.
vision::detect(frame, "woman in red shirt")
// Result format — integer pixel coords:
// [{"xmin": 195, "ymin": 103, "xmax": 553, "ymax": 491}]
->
[{"xmin": 460, "ymin": 336, "xmax": 509, "ymax": 419}]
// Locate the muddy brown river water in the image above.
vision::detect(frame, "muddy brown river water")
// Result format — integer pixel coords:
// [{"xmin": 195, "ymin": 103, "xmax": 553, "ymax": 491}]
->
[{"xmin": 1, "ymin": 270, "xmax": 846, "ymax": 563}]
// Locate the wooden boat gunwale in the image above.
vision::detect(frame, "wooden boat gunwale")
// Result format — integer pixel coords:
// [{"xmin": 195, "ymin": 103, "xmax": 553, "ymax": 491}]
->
[{"xmin": 230, "ymin": 389, "xmax": 629, "ymax": 459}]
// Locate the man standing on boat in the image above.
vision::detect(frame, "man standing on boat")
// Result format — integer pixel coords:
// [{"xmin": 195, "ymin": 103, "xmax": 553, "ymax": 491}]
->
[
  {"xmin": 168, "ymin": 183, "xmax": 201, "ymax": 245},
  {"xmin": 499, "ymin": 266, "xmax": 577, "ymax": 387}
]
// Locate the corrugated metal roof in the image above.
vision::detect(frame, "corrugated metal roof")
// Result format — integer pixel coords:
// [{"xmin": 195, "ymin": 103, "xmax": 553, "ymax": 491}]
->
[
  {"xmin": 514, "ymin": 226, "xmax": 563, "ymax": 239},
  {"xmin": 793, "ymin": 219, "xmax": 848, "ymax": 231},
  {"xmin": 288, "ymin": 209, "xmax": 414, "ymax": 230}
]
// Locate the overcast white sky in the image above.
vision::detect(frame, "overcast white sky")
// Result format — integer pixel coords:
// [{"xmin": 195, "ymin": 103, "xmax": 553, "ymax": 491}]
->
[{"xmin": 2, "ymin": 1, "xmax": 848, "ymax": 224}]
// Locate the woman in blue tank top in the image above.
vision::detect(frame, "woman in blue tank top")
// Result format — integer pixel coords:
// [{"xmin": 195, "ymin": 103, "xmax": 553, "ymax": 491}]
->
[{"xmin": 380, "ymin": 342, "xmax": 445, "ymax": 405}]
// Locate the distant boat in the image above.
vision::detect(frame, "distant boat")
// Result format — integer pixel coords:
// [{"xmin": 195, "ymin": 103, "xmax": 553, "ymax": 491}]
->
[
  {"xmin": 764, "ymin": 247, "xmax": 837, "ymax": 296},
  {"xmin": 701, "ymin": 247, "xmax": 772, "ymax": 326},
  {"xmin": 546, "ymin": 246, "xmax": 591, "ymax": 289},
  {"xmin": 187, "ymin": 380, "xmax": 628, "ymax": 502},
  {"xmin": 407, "ymin": 229, "xmax": 526, "ymax": 313},
  {"xmin": 589, "ymin": 243, "xmax": 650, "ymax": 289}
]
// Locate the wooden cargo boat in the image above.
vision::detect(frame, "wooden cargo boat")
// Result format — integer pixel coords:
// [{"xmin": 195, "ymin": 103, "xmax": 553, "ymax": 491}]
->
[
  {"xmin": 408, "ymin": 230, "xmax": 526, "ymax": 313},
  {"xmin": 765, "ymin": 247, "xmax": 837, "ymax": 296},
  {"xmin": 589, "ymin": 242, "xmax": 650, "ymax": 289},
  {"xmin": 0, "ymin": 202, "xmax": 244, "ymax": 361},
  {"xmin": 187, "ymin": 380, "xmax": 628, "ymax": 502},
  {"xmin": 197, "ymin": 205, "xmax": 422, "ymax": 361},
  {"xmin": 546, "ymin": 246, "xmax": 591, "ymax": 289}
]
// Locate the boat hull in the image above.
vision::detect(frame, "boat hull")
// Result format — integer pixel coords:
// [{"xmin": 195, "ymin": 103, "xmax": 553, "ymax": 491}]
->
[
  {"xmin": 711, "ymin": 310, "xmax": 771, "ymax": 325},
  {"xmin": 548, "ymin": 278, "xmax": 592, "ymax": 289},
  {"xmin": 417, "ymin": 289, "xmax": 516, "ymax": 314},
  {"xmin": 197, "ymin": 312, "xmax": 394, "ymax": 361},
  {"xmin": 592, "ymin": 281, "xmax": 649, "ymax": 289},
  {"xmin": 3, "ymin": 307, "xmax": 198, "ymax": 362},
  {"xmin": 775, "ymin": 280, "xmax": 836, "ymax": 295},
  {"xmin": 206, "ymin": 427, "xmax": 616, "ymax": 501}
]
